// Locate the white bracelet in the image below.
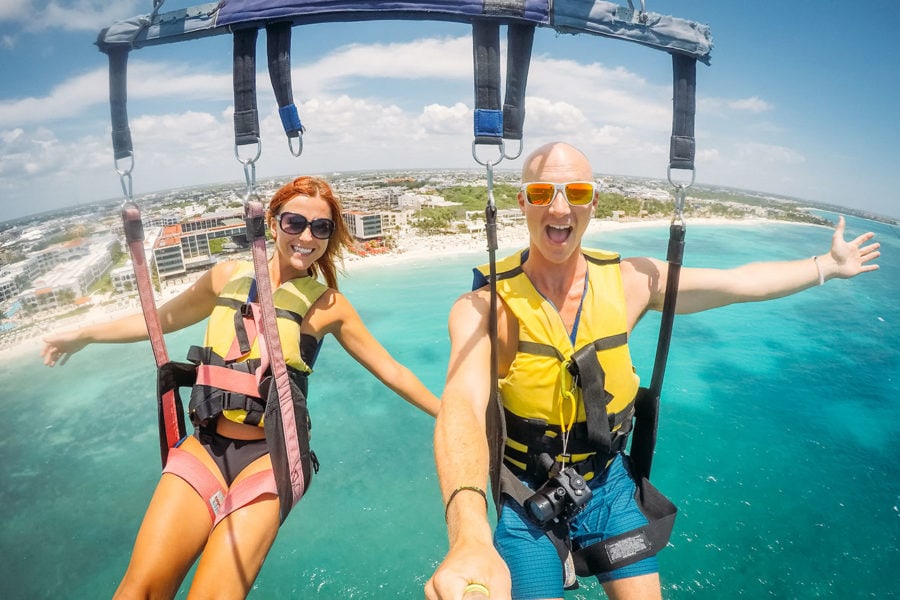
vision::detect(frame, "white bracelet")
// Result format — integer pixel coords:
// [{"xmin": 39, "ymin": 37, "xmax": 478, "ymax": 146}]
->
[{"xmin": 812, "ymin": 256, "xmax": 825, "ymax": 286}]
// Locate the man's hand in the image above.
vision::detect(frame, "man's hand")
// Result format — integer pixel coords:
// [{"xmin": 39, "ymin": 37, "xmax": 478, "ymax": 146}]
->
[
  {"xmin": 425, "ymin": 539, "xmax": 512, "ymax": 600},
  {"xmin": 827, "ymin": 215, "xmax": 880, "ymax": 280}
]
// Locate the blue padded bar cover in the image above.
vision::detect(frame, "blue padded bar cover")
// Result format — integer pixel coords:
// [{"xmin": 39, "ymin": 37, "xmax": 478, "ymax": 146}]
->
[
  {"xmin": 217, "ymin": 1, "xmax": 549, "ymax": 27},
  {"xmin": 233, "ymin": 28, "xmax": 260, "ymax": 147},
  {"xmin": 669, "ymin": 53, "xmax": 696, "ymax": 171}
]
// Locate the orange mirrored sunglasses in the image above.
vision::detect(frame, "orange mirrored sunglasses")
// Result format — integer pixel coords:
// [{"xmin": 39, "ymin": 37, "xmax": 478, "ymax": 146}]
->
[{"xmin": 520, "ymin": 181, "xmax": 596, "ymax": 206}]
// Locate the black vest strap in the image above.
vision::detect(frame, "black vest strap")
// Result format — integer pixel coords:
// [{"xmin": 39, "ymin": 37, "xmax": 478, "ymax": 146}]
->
[{"xmin": 569, "ymin": 344, "xmax": 613, "ymax": 455}]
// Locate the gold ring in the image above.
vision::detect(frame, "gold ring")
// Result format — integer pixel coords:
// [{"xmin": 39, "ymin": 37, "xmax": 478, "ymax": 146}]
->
[{"xmin": 463, "ymin": 582, "xmax": 490, "ymax": 597}]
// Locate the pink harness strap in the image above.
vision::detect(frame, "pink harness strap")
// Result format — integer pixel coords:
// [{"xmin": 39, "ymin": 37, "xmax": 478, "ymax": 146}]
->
[
  {"xmin": 195, "ymin": 364, "xmax": 261, "ymax": 398},
  {"xmin": 162, "ymin": 446, "xmax": 278, "ymax": 528}
]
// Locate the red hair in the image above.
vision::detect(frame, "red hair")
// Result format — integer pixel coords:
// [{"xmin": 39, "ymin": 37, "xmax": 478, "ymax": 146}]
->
[{"xmin": 266, "ymin": 176, "xmax": 351, "ymax": 289}]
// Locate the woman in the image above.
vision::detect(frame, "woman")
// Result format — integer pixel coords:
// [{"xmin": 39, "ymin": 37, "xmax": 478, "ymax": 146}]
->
[{"xmin": 42, "ymin": 176, "xmax": 440, "ymax": 599}]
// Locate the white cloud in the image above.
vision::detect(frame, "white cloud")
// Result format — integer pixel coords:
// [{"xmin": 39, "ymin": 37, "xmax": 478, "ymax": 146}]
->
[
  {"xmin": 699, "ymin": 95, "xmax": 773, "ymax": 115},
  {"xmin": 728, "ymin": 96, "xmax": 772, "ymax": 112},
  {"xmin": 0, "ymin": 67, "xmax": 107, "ymax": 127},
  {"xmin": 735, "ymin": 142, "xmax": 805, "ymax": 165},
  {"xmin": 7, "ymin": 31, "xmax": 868, "ymax": 219},
  {"xmin": 1, "ymin": 1, "xmax": 142, "ymax": 31},
  {"xmin": 418, "ymin": 102, "xmax": 470, "ymax": 136},
  {"xmin": 0, "ymin": 0, "xmax": 29, "ymax": 21},
  {"xmin": 301, "ymin": 36, "xmax": 472, "ymax": 95}
]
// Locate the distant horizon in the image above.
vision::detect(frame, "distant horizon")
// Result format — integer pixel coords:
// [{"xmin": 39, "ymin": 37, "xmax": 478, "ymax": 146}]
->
[{"xmin": 2, "ymin": 168, "xmax": 897, "ymax": 230}]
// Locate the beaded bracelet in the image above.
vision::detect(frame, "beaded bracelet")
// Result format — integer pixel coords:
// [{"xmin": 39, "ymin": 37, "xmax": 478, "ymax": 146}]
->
[{"xmin": 444, "ymin": 485, "xmax": 488, "ymax": 522}]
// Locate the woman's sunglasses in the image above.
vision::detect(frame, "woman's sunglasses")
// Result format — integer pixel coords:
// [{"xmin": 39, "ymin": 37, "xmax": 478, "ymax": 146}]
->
[
  {"xmin": 277, "ymin": 212, "xmax": 336, "ymax": 239},
  {"xmin": 521, "ymin": 181, "xmax": 596, "ymax": 206}
]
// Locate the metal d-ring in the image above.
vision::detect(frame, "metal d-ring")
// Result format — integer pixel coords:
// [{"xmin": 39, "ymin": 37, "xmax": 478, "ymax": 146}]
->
[
  {"xmin": 502, "ymin": 138, "xmax": 524, "ymax": 161},
  {"xmin": 288, "ymin": 133, "xmax": 303, "ymax": 157},
  {"xmin": 472, "ymin": 140, "xmax": 505, "ymax": 168}
]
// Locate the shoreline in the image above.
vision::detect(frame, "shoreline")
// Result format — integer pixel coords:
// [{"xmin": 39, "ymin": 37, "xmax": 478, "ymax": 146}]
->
[{"xmin": 7, "ymin": 216, "xmax": 810, "ymax": 361}]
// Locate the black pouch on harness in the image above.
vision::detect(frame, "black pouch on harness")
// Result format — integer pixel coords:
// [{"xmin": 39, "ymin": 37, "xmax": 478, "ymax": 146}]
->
[
  {"xmin": 571, "ymin": 474, "xmax": 677, "ymax": 575},
  {"xmin": 260, "ymin": 372, "xmax": 319, "ymax": 523}
]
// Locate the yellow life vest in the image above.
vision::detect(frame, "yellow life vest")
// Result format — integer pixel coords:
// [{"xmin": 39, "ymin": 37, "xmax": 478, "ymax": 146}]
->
[
  {"xmin": 476, "ymin": 248, "xmax": 639, "ymax": 474},
  {"xmin": 189, "ymin": 261, "xmax": 328, "ymax": 427}
]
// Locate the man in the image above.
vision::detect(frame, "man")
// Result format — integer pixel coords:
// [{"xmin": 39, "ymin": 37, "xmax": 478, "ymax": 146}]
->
[{"xmin": 425, "ymin": 142, "xmax": 880, "ymax": 600}]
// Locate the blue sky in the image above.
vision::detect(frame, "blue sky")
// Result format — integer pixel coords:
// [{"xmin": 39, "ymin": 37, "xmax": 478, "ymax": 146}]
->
[{"xmin": 1, "ymin": 1, "xmax": 898, "ymax": 221}]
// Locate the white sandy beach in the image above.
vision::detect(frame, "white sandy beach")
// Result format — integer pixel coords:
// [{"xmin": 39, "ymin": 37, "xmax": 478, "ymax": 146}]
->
[{"xmin": 8, "ymin": 215, "xmax": 784, "ymax": 362}]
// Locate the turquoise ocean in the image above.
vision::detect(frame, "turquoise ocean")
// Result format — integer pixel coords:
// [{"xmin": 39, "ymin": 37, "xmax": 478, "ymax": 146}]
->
[{"xmin": 1, "ymin": 214, "xmax": 897, "ymax": 599}]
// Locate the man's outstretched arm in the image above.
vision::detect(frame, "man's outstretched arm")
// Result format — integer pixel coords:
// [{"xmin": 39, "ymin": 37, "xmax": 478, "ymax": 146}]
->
[
  {"xmin": 426, "ymin": 291, "xmax": 512, "ymax": 600},
  {"xmin": 624, "ymin": 216, "xmax": 881, "ymax": 319}
]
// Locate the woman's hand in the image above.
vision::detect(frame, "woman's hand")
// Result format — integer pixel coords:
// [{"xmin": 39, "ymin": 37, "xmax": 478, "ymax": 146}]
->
[{"xmin": 41, "ymin": 330, "xmax": 87, "ymax": 367}]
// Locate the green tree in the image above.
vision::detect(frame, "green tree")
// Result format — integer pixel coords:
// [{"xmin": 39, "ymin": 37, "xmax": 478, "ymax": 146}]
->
[
  {"xmin": 56, "ymin": 289, "xmax": 76, "ymax": 307},
  {"xmin": 413, "ymin": 207, "xmax": 456, "ymax": 234},
  {"xmin": 208, "ymin": 237, "xmax": 227, "ymax": 254},
  {"xmin": 109, "ymin": 240, "xmax": 125, "ymax": 265},
  {"xmin": 438, "ymin": 184, "xmax": 519, "ymax": 212}
]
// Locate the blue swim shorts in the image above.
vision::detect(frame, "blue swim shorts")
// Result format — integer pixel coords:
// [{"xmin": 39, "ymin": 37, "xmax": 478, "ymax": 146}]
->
[{"xmin": 494, "ymin": 454, "xmax": 659, "ymax": 599}]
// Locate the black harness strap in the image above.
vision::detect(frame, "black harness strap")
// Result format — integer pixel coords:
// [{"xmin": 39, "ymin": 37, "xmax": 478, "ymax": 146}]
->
[
  {"xmin": 472, "ymin": 21, "xmax": 503, "ymax": 147},
  {"xmin": 629, "ymin": 54, "xmax": 695, "ymax": 483},
  {"xmin": 473, "ymin": 20, "xmax": 535, "ymax": 155},
  {"xmin": 105, "ymin": 45, "xmax": 132, "ymax": 162},
  {"xmin": 571, "ymin": 475, "xmax": 677, "ymax": 575},
  {"xmin": 233, "ymin": 28, "xmax": 260, "ymax": 148},
  {"xmin": 668, "ymin": 53, "xmax": 697, "ymax": 171},
  {"xmin": 502, "ymin": 23, "xmax": 535, "ymax": 150},
  {"xmin": 266, "ymin": 22, "xmax": 304, "ymax": 155}
]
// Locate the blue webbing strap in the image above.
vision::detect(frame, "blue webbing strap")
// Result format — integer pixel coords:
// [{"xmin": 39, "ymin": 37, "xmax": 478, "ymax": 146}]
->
[
  {"xmin": 472, "ymin": 21, "xmax": 503, "ymax": 145},
  {"xmin": 266, "ymin": 22, "xmax": 305, "ymax": 153},
  {"xmin": 233, "ymin": 28, "xmax": 260, "ymax": 148}
]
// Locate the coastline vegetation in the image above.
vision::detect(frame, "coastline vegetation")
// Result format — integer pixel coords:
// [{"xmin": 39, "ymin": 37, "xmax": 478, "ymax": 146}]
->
[{"xmin": 412, "ymin": 184, "xmax": 833, "ymax": 234}]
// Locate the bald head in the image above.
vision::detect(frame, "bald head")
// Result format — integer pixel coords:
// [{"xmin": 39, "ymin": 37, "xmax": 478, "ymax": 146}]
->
[{"xmin": 521, "ymin": 142, "xmax": 593, "ymax": 183}]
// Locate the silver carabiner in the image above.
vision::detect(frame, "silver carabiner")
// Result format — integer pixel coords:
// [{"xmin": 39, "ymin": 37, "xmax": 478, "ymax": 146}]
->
[
  {"xmin": 114, "ymin": 152, "xmax": 135, "ymax": 202},
  {"xmin": 234, "ymin": 139, "xmax": 262, "ymax": 205},
  {"xmin": 485, "ymin": 160, "xmax": 496, "ymax": 211},
  {"xmin": 671, "ymin": 184, "xmax": 687, "ymax": 226}
]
